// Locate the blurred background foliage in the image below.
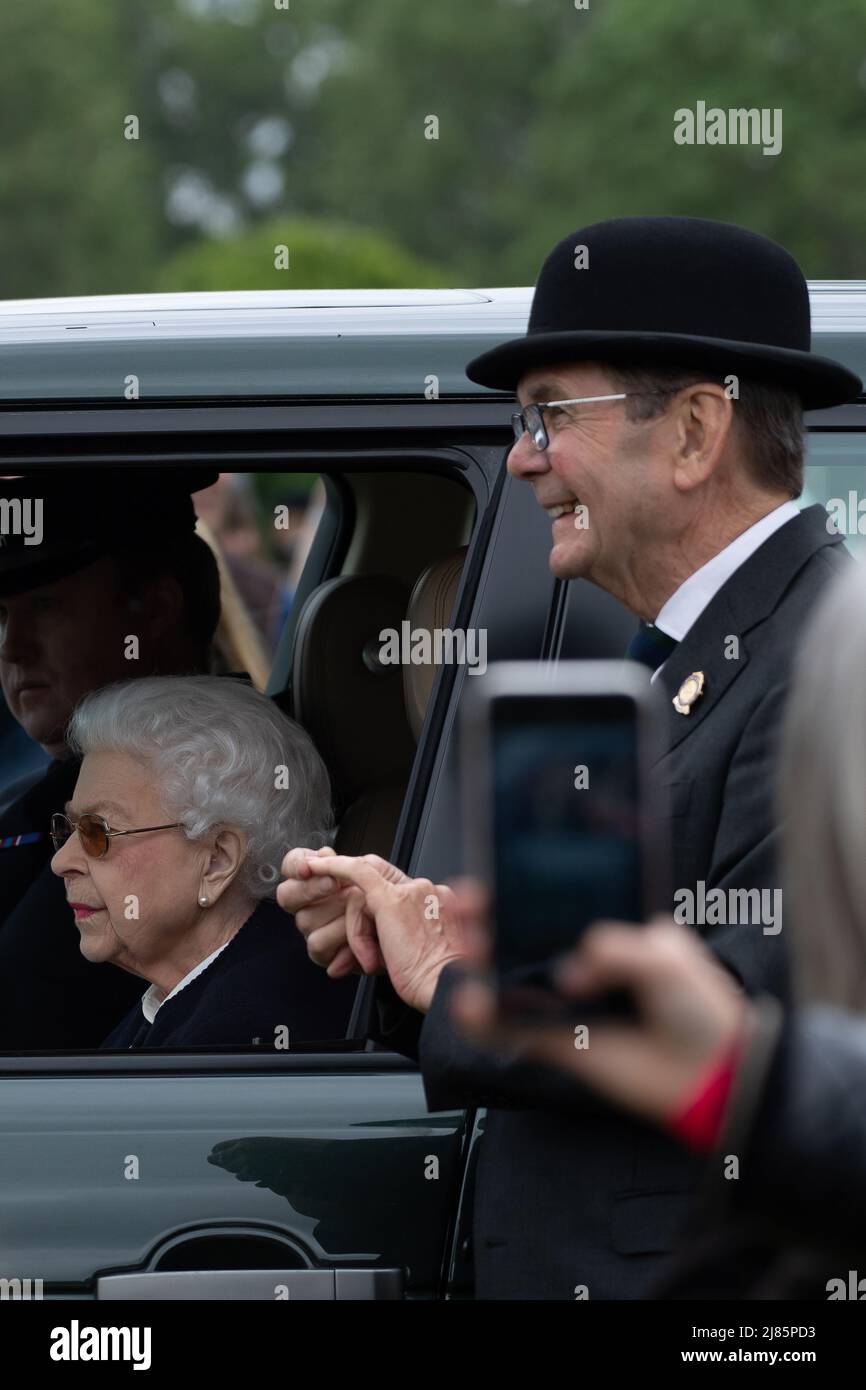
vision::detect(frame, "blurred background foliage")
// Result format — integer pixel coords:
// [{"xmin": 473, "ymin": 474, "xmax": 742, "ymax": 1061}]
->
[
  {"xmin": 154, "ymin": 218, "xmax": 446, "ymax": 289},
  {"xmin": 3, "ymin": 0, "xmax": 866, "ymax": 298}
]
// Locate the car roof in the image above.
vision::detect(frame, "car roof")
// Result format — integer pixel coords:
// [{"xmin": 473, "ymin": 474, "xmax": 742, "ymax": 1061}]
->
[{"xmin": 0, "ymin": 284, "xmax": 863, "ymax": 404}]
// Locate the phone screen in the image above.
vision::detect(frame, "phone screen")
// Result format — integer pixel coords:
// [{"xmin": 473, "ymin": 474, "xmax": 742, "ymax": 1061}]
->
[{"xmin": 491, "ymin": 694, "xmax": 643, "ymax": 982}]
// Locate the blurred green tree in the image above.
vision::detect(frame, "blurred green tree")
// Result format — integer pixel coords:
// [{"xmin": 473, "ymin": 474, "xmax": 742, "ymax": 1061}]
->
[
  {"xmin": 153, "ymin": 217, "xmax": 447, "ymax": 289},
  {"xmin": 506, "ymin": 0, "xmax": 866, "ymax": 282},
  {"xmin": 0, "ymin": 1, "xmax": 161, "ymax": 297},
  {"xmin": 311, "ymin": 0, "xmax": 866, "ymax": 282},
  {"xmin": 1, "ymin": 0, "xmax": 866, "ymax": 297}
]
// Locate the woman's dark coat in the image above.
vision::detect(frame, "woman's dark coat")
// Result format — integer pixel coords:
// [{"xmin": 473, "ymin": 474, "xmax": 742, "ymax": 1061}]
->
[{"xmin": 101, "ymin": 898, "xmax": 356, "ymax": 1050}]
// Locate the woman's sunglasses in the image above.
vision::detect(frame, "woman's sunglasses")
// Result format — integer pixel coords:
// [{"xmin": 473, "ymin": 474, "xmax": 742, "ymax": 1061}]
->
[{"xmin": 50, "ymin": 812, "xmax": 183, "ymax": 860}]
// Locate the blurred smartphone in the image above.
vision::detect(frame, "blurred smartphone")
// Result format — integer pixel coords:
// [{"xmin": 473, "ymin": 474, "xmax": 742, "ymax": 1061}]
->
[{"xmin": 461, "ymin": 661, "xmax": 670, "ymax": 1021}]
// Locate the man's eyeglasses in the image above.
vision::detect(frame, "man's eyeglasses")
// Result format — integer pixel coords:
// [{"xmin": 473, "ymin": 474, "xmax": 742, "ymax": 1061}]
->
[
  {"xmin": 511, "ymin": 390, "xmax": 673, "ymax": 453},
  {"xmin": 50, "ymin": 812, "xmax": 183, "ymax": 860}
]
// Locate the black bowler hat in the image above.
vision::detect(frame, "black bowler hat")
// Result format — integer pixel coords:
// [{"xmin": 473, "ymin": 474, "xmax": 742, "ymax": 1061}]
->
[
  {"xmin": 0, "ymin": 467, "xmax": 218, "ymax": 598},
  {"xmin": 466, "ymin": 216, "xmax": 862, "ymax": 408}
]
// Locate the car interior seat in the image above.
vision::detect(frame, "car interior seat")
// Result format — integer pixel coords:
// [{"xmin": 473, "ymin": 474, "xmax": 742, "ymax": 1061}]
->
[
  {"xmin": 291, "ymin": 548, "xmax": 467, "ymax": 859},
  {"xmin": 290, "ymin": 574, "xmax": 415, "ymax": 857},
  {"xmin": 401, "ymin": 546, "xmax": 467, "ymax": 742}
]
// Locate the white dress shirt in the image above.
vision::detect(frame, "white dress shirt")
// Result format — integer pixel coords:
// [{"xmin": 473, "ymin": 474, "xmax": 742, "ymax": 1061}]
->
[
  {"xmin": 650, "ymin": 499, "xmax": 800, "ymax": 682},
  {"xmin": 140, "ymin": 940, "xmax": 231, "ymax": 1024}
]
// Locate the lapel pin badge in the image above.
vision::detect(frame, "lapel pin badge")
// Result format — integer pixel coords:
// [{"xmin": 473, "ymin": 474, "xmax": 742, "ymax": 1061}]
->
[{"xmin": 673, "ymin": 671, "xmax": 705, "ymax": 716}]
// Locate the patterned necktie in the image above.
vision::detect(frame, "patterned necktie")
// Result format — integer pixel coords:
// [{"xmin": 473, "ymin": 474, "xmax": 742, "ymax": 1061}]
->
[{"xmin": 625, "ymin": 622, "xmax": 679, "ymax": 673}]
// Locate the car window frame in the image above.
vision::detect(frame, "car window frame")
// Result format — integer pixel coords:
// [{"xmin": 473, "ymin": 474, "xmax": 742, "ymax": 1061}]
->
[{"xmin": 0, "ymin": 399, "xmax": 515, "ymax": 1073}]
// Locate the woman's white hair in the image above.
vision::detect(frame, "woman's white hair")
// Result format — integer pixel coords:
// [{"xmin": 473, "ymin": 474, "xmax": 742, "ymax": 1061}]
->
[
  {"xmin": 67, "ymin": 676, "xmax": 333, "ymax": 900},
  {"xmin": 779, "ymin": 559, "xmax": 866, "ymax": 1009}
]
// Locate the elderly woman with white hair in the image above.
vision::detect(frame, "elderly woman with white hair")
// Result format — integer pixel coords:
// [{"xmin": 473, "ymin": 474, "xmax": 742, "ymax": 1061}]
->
[{"xmin": 50, "ymin": 676, "xmax": 354, "ymax": 1049}]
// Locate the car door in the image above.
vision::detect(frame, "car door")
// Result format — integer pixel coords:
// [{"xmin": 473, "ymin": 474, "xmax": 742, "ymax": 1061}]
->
[
  {"xmin": 0, "ymin": 398, "xmax": 556, "ymax": 1301},
  {"xmin": 0, "ymin": 1051, "xmax": 471, "ymax": 1301}
]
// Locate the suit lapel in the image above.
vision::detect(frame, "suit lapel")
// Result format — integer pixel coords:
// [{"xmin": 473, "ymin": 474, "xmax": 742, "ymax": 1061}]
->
[
  {"xmin": 654, "ymin": 590, "xmax": 747, "ymax": 757},
  {"xmin": 652, "ymin": 505, "xmax": 848, "ymax": 760}
]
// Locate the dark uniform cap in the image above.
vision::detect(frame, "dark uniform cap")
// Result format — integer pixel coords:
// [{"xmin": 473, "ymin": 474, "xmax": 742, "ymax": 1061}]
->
[{"xmin": 0, "ymin": 467, "xmax": 218, "ymax": 598}]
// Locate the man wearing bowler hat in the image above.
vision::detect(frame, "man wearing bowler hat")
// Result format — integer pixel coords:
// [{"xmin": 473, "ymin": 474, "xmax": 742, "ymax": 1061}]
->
[
  {"xmin": 277, "ymin": 215, "xmax": 862, "ymax": 1299},
  {"xmin": 0, "ymin": 469, "xmax": 221, "ymax": 1049}
]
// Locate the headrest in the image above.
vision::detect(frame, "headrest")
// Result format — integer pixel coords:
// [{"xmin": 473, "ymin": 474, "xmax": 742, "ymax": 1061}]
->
[
  {"xmin": 403, "ymin": 547, "xmax": 467, "ymax": 741},
  {"xmin": 292, "ymin": 575, "xmax": 416, "ymax": 814}
]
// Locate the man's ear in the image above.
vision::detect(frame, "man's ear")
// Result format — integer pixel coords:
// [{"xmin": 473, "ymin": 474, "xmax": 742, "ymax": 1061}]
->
[
  {"xmin": 671, "ymin": 386, "xmax": 734, "ymax": 493},
  {"xmin": 131, "ymin": 574, "xmax": 185, "ymax": 642},
  {"xmin": 200, "ymin": 828, "xmax": 247, "ymax": 903}
]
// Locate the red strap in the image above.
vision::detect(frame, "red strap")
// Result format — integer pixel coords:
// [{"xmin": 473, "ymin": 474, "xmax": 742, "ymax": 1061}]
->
[{"xmin": 665, "ymin": 1028, "xmax": 747, "ymax": 1152}]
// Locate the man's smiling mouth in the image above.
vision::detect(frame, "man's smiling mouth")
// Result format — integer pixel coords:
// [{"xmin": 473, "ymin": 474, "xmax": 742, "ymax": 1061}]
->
[{"xmin": 543, "ymin": 498, "xmax": 582, "ymax": 520}]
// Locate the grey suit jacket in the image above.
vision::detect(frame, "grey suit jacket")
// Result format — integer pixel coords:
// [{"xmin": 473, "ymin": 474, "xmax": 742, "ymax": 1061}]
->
[{"xmin": 418, "ymin": 504, "xmax": 851, "ymax": 1300}]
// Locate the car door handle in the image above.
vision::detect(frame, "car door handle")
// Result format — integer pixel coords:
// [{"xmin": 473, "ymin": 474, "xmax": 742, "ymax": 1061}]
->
[{"xmin": 97, "ymin": 1269, "xmax": 403, "ymax": 1300}]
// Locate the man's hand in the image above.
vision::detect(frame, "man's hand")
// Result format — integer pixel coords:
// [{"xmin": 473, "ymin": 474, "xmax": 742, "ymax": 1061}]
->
[
  {"xmin": 276, "ymin": 846, "xmax": 412, "ymax": 979},
  {"xmin": 304, "ymin": 856, "xmax": 470, "ymax": 1013}
]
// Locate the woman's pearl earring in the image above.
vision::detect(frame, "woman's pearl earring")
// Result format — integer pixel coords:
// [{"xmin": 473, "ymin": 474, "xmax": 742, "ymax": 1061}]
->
[{"xmin": 198, "ymin": 895, "xmax": 209, "ymax": 907}]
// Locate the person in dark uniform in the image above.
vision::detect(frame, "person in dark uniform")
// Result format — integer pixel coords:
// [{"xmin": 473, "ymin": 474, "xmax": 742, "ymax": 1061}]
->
[{"xmin": 0, "ymin": 468, "xmax": 221, "ymax": 1049}]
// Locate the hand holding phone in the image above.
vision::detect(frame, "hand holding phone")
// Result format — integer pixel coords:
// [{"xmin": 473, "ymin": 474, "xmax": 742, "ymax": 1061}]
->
[{"xmin": 461, "ymin": 661, "xmax": 670, "ymax": 1021}]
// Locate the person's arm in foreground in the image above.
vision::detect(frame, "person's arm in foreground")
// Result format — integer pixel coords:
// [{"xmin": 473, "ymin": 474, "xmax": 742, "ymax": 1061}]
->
[{"xmin": 449, "ymin": 905, "xmax": 866, "ymax": 1250}]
